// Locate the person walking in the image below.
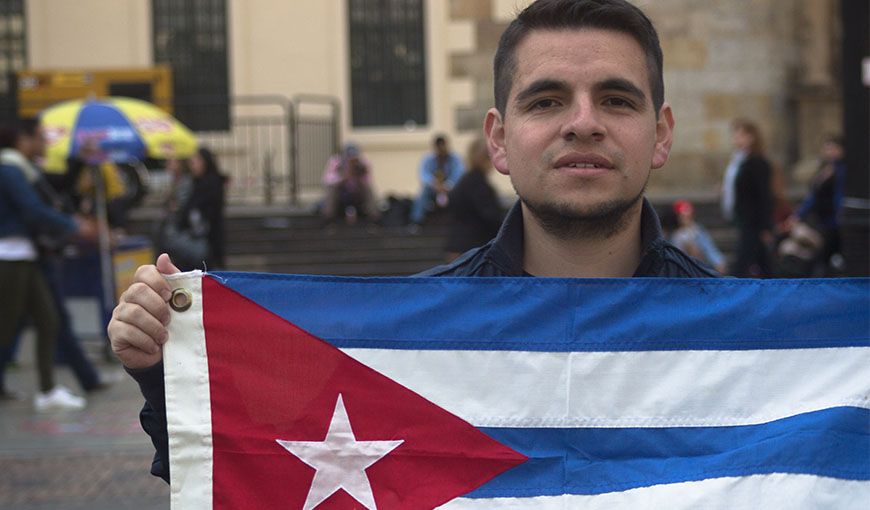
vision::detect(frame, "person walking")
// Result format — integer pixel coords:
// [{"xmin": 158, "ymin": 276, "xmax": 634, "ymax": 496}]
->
[
  {"xmin": 0, "ymin": 122, "xmax": 93, "ymax": 409},
  {"xmin": 722, "ymin": 119, "xmax": 774, "ymax": 277}
]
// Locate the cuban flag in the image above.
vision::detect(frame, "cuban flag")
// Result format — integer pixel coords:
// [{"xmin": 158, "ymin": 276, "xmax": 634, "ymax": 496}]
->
[{"xmin": 163, "ymin": 272, "xmax": 869, "ymax": 509}]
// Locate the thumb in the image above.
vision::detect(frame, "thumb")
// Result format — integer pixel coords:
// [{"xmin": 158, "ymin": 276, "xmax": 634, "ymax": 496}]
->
[{"xmin": 156, "ymin": 253, "xmax": 181, "ymax": 275}]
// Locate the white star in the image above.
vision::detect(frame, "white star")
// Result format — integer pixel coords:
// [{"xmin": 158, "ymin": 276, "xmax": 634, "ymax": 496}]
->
[{"xmin": 276, "ymin": 394, "xmax": 404, "ymax": 510}]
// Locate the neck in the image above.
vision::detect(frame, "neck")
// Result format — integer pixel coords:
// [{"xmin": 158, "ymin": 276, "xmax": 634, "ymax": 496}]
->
[{"xmin": 521, "ymin": 201, "xmax": 644, "ymax": 278}]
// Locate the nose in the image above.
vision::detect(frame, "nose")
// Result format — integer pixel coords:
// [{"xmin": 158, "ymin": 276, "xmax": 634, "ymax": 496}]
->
[{"xmin": 559, "ymin": 96, "xmax": 606, "ymax": 142}]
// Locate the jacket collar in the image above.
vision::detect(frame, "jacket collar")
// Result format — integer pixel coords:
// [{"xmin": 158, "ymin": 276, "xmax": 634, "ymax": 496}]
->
[
  {"xmin": 0, "ymin": 149, "xmax": 41, "ymax": 183},
  {"xmin": 484, "ymin": 198, "xmax": 666, "ymax": 276}
]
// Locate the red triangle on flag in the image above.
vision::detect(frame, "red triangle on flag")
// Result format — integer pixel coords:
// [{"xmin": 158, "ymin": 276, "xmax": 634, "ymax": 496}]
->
[{"xmin": 201, "ymin": 277, "xmax": 527, "ymax": 509}]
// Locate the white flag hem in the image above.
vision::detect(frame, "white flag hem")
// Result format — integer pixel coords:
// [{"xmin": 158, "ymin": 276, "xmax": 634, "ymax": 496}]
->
[{"xmin": 164, "ymin": 271, "xmax": 212, "ymax": 510}]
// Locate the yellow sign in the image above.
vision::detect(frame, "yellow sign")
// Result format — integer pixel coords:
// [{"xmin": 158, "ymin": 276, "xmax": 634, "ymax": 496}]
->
[
  {"xmin": 17, "ymin": 66, "xmax": 173, "ymax": 118},
  {"xmin": 51, "ymin": 72, "xmax": 93, "ymax": 87}
]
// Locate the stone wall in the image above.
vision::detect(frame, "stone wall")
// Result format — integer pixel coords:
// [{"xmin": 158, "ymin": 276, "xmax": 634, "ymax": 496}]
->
[{"xmin": 446, "ymin": 0, "xmax": 842, "ymax": 194}]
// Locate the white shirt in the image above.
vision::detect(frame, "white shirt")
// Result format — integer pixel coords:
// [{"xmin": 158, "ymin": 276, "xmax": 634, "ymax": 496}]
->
[
  {"xmin": 721, "ymin": 150, "xmax": 746, "ymax": 221},
  {"xmin": 0, "ymin": 237, "xmax": 38, "ymax": 261}
]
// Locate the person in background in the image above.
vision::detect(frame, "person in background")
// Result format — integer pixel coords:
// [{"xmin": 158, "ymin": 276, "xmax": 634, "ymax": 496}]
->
[
  {"xmin": 722, "ymin": 119, "xmax": 774, "ymax": 277},
  {"xmin": 163, "ymin": 157, "xmax": 194, "ymax": 215},
  {"xmin": 66, "ymin": 141, "xmax": 129, "ymax": 231},
  {"xmin": 444, "ymin": 138, "xmax": 505, "ymax": 262},
  {"xmin": 25, "ymin": 121, "xmax": 113, "ymax": 394},
  {"xmin": 0, "ymin": 121, "xmax": 95, "ymax": 409},
  {"xmin": 669, "ymin": 200, "xmax": 726, "ymax": 274},
  {"xmin": 787, "ymin": 134, "xmax": 846, "ymax": 274},
  {"xmin": 410, "ymin": 135, "xmax": 464, "ymax": 226},
  {"xmin": 321, "ymin": 143, "xmax": 379, "ymax": 225},
  {"xmin": 176, "ymin": 147, "xmax": 228, "ymax": 270}
]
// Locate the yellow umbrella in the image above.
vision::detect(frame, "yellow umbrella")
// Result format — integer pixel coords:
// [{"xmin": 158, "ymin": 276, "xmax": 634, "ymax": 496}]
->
[{"xmin": 40, "ymin": 96, "xmax": 197, "ymax": 173}]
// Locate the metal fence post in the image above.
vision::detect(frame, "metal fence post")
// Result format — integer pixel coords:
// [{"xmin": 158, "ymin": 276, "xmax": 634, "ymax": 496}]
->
[{"xmin": 288, "ymin": 99, "xmax": 297, "ymax": 206}]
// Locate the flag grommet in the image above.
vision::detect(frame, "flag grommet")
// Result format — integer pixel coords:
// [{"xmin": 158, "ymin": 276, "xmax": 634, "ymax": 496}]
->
[{"xmin": 170, "ymin": 288, "xmax": 193, "ymax": 312}]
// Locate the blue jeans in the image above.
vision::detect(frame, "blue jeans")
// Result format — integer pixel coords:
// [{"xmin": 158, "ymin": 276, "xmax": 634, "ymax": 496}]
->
[
  {"xmin": 411, "ymin": 186, "xmax": 438, "ymax": 224},
  {"xmin": 40, "ymin": 256, "xmax": 101, "ymax": 391}
]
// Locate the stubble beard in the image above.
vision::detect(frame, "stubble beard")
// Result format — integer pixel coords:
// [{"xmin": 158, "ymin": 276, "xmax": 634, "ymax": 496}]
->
[{"xmin": 519, "ymin": 181, "xmax": 648, "ymax": 241}]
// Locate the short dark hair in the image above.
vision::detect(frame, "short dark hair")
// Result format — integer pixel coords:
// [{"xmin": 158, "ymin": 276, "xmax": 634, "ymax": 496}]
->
[
  {"xmin": 823, "ymin": 133, "xmax": 844, "ymax": 147},
  {"xmin": 731, "ymin": 118, "xmax": 765, "ymax": 155},
  {"xmin": 0, "ymin": 119, "xmax": 39, "ymax": 150},
  {"xmin": 433, "ymin": 134, "xmax": 448, "ymax": 147},
  {"xmin": 493, "ymin": 0, "xmax": 664, "ymax": 117}
]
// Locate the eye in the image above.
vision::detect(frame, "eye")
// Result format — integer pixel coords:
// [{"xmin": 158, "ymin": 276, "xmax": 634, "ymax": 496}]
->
[
  {"xmin": 530, "ymin": 98, "xmax": 560, "ymax": 110},
  {"xmin": 604, "ymin": 97, "xmax": 634, "ymax": 108}
]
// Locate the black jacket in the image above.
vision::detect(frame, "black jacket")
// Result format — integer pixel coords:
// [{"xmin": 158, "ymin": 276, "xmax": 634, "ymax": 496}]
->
[
  {"xmin": 733, "ymin": 154, "xmax": 773, "ymax": 231},
  {"xmin": 177, "ymin": 170, "xmax": 227, "ymax": 268},
  {"xmin": 445, "ymin": 170, "xmax": 504, "ymax": 253},
  {"xmin": 423, "ymin": 199, "xmax": 719, "ymax": 278},
  {"xmin": 130, "ymin": 197, "xmax": 719, "ymax": 483}
]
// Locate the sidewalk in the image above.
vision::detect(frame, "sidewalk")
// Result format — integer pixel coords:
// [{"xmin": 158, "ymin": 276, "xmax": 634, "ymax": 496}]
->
[{"xmin": 0, "ymin": 333, "xmax": 169, "ymax": 510}]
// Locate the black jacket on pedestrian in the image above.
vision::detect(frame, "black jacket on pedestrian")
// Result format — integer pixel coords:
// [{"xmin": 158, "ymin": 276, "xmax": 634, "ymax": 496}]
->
[
  {"xmin": 733, "ymin": 155, "xmax": 773, "ymax": 231},
  {"xmin": 129, "ymin": 197, "xmax": 719, "ymax": 483},
  {"xmin": 177, "ymin": 170, "xmax": 227, "ymax": 269},
  {"xmin": 445, "ymin": 170, "xmax": 504, "ymax": 254}
]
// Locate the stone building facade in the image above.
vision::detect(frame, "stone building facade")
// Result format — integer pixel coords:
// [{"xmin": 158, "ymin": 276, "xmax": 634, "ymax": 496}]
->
[{"xmin": 448, "ymin": 0, "xmax": 843, "ymax": 195}]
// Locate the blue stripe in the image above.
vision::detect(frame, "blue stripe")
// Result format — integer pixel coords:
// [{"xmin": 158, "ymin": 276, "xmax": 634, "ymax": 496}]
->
[
  {"xmin": 212, "ymin": 273, "xmax": 869, "ymax": 351},
  {"xmin": 465, "ymin": 406, "xmax": 870, "ymax": 497}
]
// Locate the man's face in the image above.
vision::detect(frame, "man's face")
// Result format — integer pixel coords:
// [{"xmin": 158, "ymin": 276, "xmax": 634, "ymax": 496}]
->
[
  {"xmin": 435, "ymin": 141, "xmax": 449, "ymax": 159},
  {"xmin": 822, "ymin": 141, "xmax": 843, "ymax": 162},
  {"xmin": 29, "ymin": 127, "xmax": 47, "ymax": 159},
  {"xmin": 17, "ymin": 127, "xmax": 47, "ymax": 160},
  {"xmin": 484, "ymin": 28, "xmax": 673, "ymax": 222}
]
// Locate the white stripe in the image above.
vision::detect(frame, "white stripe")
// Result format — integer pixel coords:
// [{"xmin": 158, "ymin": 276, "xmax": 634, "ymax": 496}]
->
[
  {"xmin": 164, "ymin": 271, "xmax": 212, "ymax": 510},
  {"xmin": 342, "ymin": 347, "xmax": 870, "ymax": 427},
  {"xmin": 438, "ymin": 474, "xmax": 870, "ymax": 510}
]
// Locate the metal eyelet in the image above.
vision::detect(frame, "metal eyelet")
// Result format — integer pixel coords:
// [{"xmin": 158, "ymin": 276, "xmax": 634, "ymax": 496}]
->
[{"xmin": 169, "ymin": 288, "xmax": 193, "ymax": 312}]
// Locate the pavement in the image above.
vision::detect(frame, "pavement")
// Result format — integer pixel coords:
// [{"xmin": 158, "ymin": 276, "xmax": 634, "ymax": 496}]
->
[{"xmin": 0, "ymin": 328, "xmax": 170, "ymax": 509}]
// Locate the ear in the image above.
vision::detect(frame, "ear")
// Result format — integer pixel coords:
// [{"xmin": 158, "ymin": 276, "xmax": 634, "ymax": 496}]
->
[
  {"xmin": 484, "ymin": 108, "xmax": 509, "ymax": 176},
  {"xmin": 651, "ymin": 103, "xmax": 675, "ymax": 169}
]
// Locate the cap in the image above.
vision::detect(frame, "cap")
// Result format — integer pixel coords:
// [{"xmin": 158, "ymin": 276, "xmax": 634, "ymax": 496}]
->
[
  {"xmin": 673, "ymin": 200, "xmax": 694, "ymax": 216},
  {"xmin": 343, "ymin": 142, "xmax": 361, "ymax": 158}
]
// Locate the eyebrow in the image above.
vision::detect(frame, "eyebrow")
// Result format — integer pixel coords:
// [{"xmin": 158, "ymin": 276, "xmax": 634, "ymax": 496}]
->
[
  {"xmin": 596, "ymin": 78, "xmax": 648, "ymax": 106},
  {"xmin": 513, "ymin": 79, "xmax": 572, "ymax": 106}
]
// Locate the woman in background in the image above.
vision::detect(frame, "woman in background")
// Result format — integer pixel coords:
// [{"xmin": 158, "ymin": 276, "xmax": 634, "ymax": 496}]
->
[
  {"xmin": 444, "ymin": 138, "xmax": 504, "ymax": 262},
  {"xmin": 722, "ymin": 119, "xmax": 774, "ymax": 277},
  {"xmin": 169, "ymin": 147, "xmax": 228, "ymax": 270}
]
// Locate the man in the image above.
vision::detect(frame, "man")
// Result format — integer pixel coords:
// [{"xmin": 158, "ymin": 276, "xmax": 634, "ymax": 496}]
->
[
  {"xmin": 321, "ymin": 142, "xmax": 380, "ymax": 224},
  {"xmin": 108, "ymin": 0, "xmax": 717, "ymax": 483},
  {"xmin": 410, "ymin": 134, "xmax": 464, "ymax": 226},
  {"xmin": 0, "ymin": 121, "xmax": 95, "ymax": 409}
]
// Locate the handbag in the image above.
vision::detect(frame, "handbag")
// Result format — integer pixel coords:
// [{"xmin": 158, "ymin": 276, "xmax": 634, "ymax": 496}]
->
[{"xmin": 160, "ymin": 218, "xmax": 210, "ymax": 269}]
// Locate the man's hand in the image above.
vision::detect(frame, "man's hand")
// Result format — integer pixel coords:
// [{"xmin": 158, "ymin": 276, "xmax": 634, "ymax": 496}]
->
[
  {"xmin": 107, "ymin": 253, "xmax": 180, "ymax": 369},
  {"xmin": 73, "ymin": 215, "xmax": 98, "ymax": 241}
]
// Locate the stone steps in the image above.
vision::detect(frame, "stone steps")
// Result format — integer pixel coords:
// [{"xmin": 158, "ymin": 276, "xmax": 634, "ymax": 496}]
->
[{"xmin": 127, "ymin": 198, "xmax": 740, "ymax": 276}]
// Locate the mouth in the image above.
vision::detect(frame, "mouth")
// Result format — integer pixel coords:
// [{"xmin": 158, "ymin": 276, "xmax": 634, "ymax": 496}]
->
[{"xmin": 552, "ymin": 153, "xmax": 615, "ymax": 173}]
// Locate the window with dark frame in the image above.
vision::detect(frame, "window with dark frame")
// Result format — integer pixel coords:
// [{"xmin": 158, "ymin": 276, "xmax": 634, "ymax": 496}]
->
[
  {"xmin": 0, "ymin": 0, "xmax": 26, "ymax": 122},
  {"xmin": 152, "ymin": 0, "xmax": 230, "ymax": 131},
  {"xmin": 348, "ymin": 0, "xmax": 428, "ymax": 128}
]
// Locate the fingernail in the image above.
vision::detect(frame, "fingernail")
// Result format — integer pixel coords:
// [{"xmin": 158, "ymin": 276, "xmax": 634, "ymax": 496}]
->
[{"xmin": 160, "ymin": 289, "xmax": 172, "ymax": 301}]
